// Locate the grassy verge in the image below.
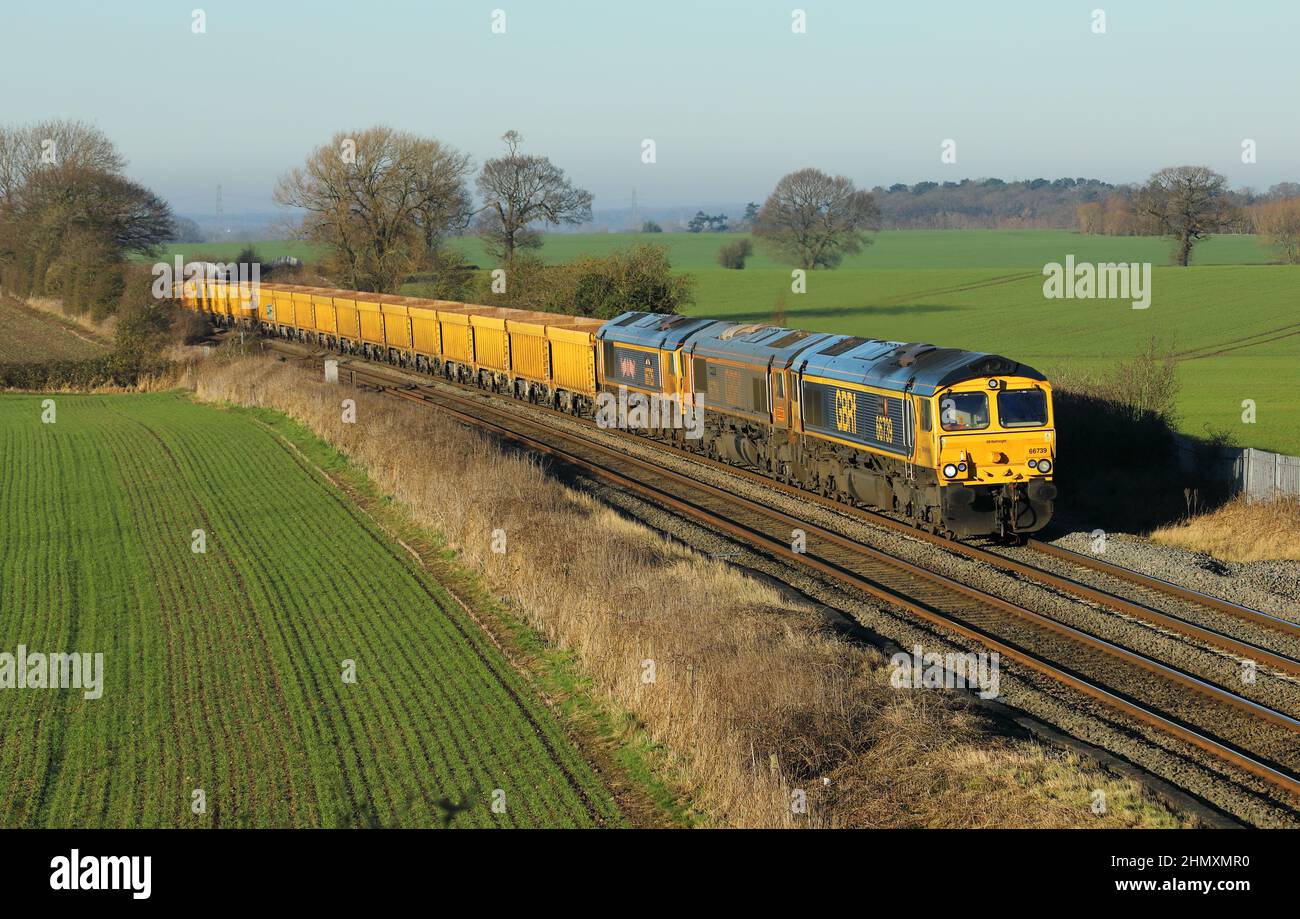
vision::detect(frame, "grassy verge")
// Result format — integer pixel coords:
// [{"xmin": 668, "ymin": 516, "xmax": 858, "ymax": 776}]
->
[{"xmin": 1150, "ymin": 497, "xmax": 1300, "ymax": 562}]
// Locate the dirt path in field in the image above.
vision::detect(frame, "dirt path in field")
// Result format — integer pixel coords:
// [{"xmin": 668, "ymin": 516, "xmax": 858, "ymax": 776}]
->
[
  {"xmin": 877, "ymin": 270, "xmax": 1041, "ymax": 304},
  {"xmin": 1173, "ymin": 322, "xmax": 1300, "ymax": 361}
]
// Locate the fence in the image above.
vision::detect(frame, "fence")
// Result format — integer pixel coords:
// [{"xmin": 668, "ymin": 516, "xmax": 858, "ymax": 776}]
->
[
  {"xmin": 1239, "ymin": 447, "xmax": 1300, "ymax": 501},
  {"xmin": 1174, "ymin": 435, "xmax": 1300, "ymax": 502}
]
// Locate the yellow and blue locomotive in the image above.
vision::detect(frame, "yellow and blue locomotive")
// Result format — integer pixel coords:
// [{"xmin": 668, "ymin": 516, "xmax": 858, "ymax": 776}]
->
[{"xmin": 595, "ymin": 312, "xmax": 1056, "ymax": 538}]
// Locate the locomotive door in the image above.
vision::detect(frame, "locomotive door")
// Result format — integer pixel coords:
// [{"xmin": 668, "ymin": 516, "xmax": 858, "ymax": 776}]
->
[{"xmin": 771, "ymin": 368, "xmax": 791, "ymax": 429}]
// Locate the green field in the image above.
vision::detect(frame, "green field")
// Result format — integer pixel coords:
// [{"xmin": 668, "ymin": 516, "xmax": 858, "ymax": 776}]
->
[
  {"xmin": 442, "ymin": 229, "xmax": 1276, "ymax": 270},
  {"xmin": 148, "ymin": 228, "xmax": 1274, "ymax": 271},
  {"xmin": 679, "ymin": 264, "xmax": 1300, "ymax": 455},
  {"xmin": 153, "ymin": 228, "xmax": 1299, "ymax": 453},
  {"xmin": 147, "ymin": 239, "xmax": 327, "ymax": 265},
  {"xmin": 0, "ymin": 392, "xmax": 623, "ymax": 828},
  {"xmin": 498, "ymin": 231, "xmax": 1292, "ymax": 454}
]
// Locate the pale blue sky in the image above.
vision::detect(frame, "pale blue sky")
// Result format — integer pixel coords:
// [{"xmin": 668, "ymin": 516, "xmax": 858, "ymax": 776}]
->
[{"xmin": 3, "ymin": 0, "xmax": 1295, "ymax": 214}]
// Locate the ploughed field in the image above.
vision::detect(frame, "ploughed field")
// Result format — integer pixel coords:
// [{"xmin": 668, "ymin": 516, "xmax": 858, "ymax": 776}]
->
[
  {"xmin": 0, "ymin": 298, "xmax": 105, "ymax": 363},
  {"xmin": 0, "ymin": 392, "xmax": 622, "ymax": 828}
]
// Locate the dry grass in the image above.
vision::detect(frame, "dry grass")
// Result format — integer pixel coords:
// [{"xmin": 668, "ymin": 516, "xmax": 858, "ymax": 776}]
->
[
  {"xmin": 189, "ymin": 352, "xmax": 1190, "ymax": 828},
  {"xmin": 1151, "ymin": 497, "xmax": 1300, "ymax": 562}
]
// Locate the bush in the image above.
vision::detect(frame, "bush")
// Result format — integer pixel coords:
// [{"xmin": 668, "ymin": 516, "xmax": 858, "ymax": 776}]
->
[
  {"xmin": 641, "ymin": 221, "xmax": 662, "ymax": 233},
  {"xmin": 0, "ymin": 356, "xmax": 119, "ymax": 389},
  {"xmin": 234, "ymin": 245, "xmax": 266, "ymax": 279},
  {"xmin": 173, "ymin": 309, "xmax": 212, "ymax": 345},
  {"xmin": 717, "ymin": 238, "xmax": 754, "ymax": 269},
  {"xmin": 478, "ymin": 244, "xmax": 694, "ymax": 318},
  {"xmin": 402, "ymin": 247, "xmax": 477, "ymax": 301}
]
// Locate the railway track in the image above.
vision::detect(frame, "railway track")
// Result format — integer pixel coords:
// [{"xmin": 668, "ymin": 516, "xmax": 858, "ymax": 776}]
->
[
  {"xmin": 1023, "ymin": 538, "xmax": 1300, "ymax": 638},
  {"xmin": 261, "ymin": 341, "xmax": 1300, "ymax": 809}
]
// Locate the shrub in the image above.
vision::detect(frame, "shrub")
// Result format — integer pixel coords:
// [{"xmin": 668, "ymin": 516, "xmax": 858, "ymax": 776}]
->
[
  {"xmin": 402, "ymin": 247, "xmax": 477, "ymax": 301},
  {"xmin": 564, "ymin": 244, "xmax": 695, "ymax": 316},
  {"xmin": 717, "ymin": 238, "xmax": 754, "ymax": 269},
  {"xmin": 478, "ymin": 244, "xmax": 694, "ymax": 318}
]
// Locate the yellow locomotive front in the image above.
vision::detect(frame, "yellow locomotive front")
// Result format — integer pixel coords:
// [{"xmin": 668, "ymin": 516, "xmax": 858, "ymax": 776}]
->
[{"xmin": 928, "ymin": 375, "xmax": 1056, "ymax": 539}]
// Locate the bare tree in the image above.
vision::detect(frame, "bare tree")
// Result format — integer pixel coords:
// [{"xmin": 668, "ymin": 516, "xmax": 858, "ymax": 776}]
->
[
  {"xmin": 475, "ymin": 131, "xmax": 592, "ymax": 262},
  {"xmin": 753, "ymin": 168, "xmax": 880, "ymax": 269},
  {"xmin": 1251, "ymin": 197, "xmax": 1300, "ymax": 264},
  {"xmin": 1076, "ymin": 201, "xmax": 1103, "ymax": 234},
  {"xmin": 0, "ymin": 120, "xmax": 124, "ymax": 203},
  {"xmin": 411, "ymin": 143, "xmax": 474, "ymax": 261},
  {"xmin": 1135, "ymin": 166, "xmax": 1234, "ymax": 266},
  {"xmin": 274, "ymin": 127, "xmax": 473, "ymax": 292},
  {"xmin": 1102, "ymin": 192, "xmax": 1138, "ymax": 236}
]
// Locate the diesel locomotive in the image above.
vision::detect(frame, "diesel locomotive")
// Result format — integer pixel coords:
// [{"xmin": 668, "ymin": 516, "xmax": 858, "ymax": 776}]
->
[{"xmin": 180, "ymin": 278, "xmax": 1056, "ymax": 539}]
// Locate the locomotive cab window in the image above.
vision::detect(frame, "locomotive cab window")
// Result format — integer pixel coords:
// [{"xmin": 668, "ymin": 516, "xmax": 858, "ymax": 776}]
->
[
  {"xmin": 939, "ymin": 391, "xmax": 989, "ymax": 431},
  {"xmin": 920, "ymin": 399, "xmax": 932, "ymax": 432},
  {"xmin": 997, "ymin": 388, "xmax": 1048, "ymax": 427}
]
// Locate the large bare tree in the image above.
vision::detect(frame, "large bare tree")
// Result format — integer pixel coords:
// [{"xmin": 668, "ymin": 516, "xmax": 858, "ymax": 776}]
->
[
  {"xmin": 753, "ymin": 168, "xmax": 880, "ymax": 270},
  {"xmin": 274, "ymin": 127, "xmax": 473, "ymax": 292},
  {"xmin": 475, "ymin": 131, "xmax": 592, "ymax": 262},
  {"xmin": 1135, "ymin": 165, "xmax": 1234, "ymax": 266}
]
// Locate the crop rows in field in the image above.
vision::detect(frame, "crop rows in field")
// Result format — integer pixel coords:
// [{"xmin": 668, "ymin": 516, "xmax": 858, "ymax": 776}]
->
[{"xmin": 0, "ymin": 392, "xmax": 622, "ymax": 828}]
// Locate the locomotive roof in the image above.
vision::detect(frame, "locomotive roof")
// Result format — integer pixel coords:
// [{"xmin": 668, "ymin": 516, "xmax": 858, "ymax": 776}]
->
[
  {"xmin": 795, "ymin": 338, "xmax": 1046, "ymax": 396},
  {"xmin": 598, "ymin": 312, "xmax": 1046, "ymax": 396},
  {"xmin": 597, "ymin": 311, "xmax": 723, "ymax": 349},
  {"xmin": 685, "ymin": 322, "xmax": 838, "ymax": 364}
]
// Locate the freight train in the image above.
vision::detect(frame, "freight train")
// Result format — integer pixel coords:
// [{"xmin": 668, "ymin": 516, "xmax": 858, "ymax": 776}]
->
[{"xmin": 179, "ymin": 278, "xmax": 1056, "ymax": 539}]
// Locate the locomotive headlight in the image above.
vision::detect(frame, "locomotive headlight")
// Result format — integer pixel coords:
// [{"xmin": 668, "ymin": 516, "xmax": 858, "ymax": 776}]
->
[
  {"xmin": 943, "ymin": 463, "xmax": 959, "ymax": 478},
  {"xmin": 1027, "ymin": 459, "xmax": 1038, "ymax": 470},
  {"xmin": 1037, "ymin": 459, "xmax": 1052, "ymax": 474},
  {"xmin": 958, "ymin": 462, "xmax": 967, "ymax": 472}
]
